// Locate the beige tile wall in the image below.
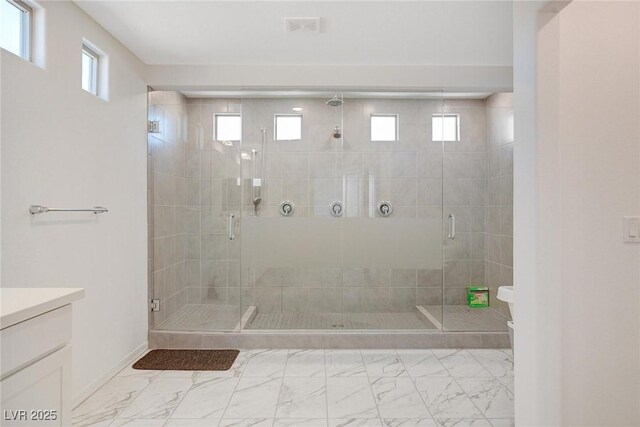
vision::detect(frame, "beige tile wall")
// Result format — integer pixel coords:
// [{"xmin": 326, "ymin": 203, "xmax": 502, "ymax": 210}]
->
[
  {"xmin": 236, "ymin": 97, "xmax": 489, "ymax": 312},
  {"xmin": 485, "ymin": 93, "xmax": 514, "ymax": 318},
  {"xmin": 164, "ymin": 95, "xmax": 511, "ymax": 318},
  {"xmin": 149, "ymin": 91, "xmax": 188, "ymax": 326},
  {"xmin": 240, "ymin": 98, "xmax": 446, "ymax": 313}
]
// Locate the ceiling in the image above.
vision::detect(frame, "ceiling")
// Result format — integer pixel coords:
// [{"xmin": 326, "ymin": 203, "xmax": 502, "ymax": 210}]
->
[{"xmin": 74, "ymin": 1, "xmax": 513, "ymax": 66}]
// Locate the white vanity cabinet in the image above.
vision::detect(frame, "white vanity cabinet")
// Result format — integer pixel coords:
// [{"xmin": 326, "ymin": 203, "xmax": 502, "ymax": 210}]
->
[{"xmin": 0, "ymin": 288, "xmax": 84, "ymax": 427}]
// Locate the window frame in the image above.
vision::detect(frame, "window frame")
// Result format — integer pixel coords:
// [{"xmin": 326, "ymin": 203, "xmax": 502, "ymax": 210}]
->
[
  {"xmin": 432, "ymin": 113, "xmax": 461, "ymax": 142},
  {"xmin": 214, "ymin": 113, "xmax": 242, "ymax": 143},
  {"xmin": 370, "ymin": 114, "xmax": 399, "ymax": 142},
  {"xmin": 274, "ymin": 113, "xmax": 303, "ymax": 141},
  {"xmin": 2, "ymin": 0, "xmax": 33, "ymax": 60},
  {"xmin": 81, "ymin": 44, "xmax": 99, "ymax": 96}
]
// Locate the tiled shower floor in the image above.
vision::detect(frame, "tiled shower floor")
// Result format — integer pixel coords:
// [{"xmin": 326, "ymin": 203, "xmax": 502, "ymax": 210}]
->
[
  {"xmin": 72, "ymin": 348, "xmax": 514, "ymax": 426},
  {"xmin": 246, "ymin": 312, "xmax": 438, "ymax": 330},
  {"xmin": 156, "ymin": 304, "xmax": 508, "ymax": 332}
]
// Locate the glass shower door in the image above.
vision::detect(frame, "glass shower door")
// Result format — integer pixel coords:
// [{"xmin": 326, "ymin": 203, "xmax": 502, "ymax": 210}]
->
[
  {"xmin": 179, "ymin": 96, "xmax": 243, "ymax": 331},
  {"xmin": 148, "ymin": 91, "xmax": 244, "ymax": 332},
  {"xmin": 440, "ymin": 93, "xmax": 511, "ymax": 332},
  {"xmin": 338, "ymin": 95, "xmax": 444, "ymax": 330},
  {"xmin": 239, "ymin": 91, "xmax": 446, "ymax": 331},
  {"xmin": 239, "ymin": 92, "xmax": 346, "ymax": 330}
]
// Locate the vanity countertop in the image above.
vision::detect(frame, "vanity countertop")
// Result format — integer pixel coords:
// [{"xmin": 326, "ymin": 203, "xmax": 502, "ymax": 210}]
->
[{"xmin": 0, "ymin": 287, "xmax": 85, "ymax": 330}]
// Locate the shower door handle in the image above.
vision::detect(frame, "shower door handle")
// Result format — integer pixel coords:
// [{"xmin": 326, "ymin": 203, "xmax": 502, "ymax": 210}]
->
[
  {"xmin": 229, "ymin": 213, "xmax": 235, "ymax": 241},
  {"xmin": 448, "ymin": 213, "xmax": 455, "ymax": 240}
]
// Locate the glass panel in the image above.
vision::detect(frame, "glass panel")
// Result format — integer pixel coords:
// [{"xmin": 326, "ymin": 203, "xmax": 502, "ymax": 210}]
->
[
  {"xmin": 240, "ymin": 91, "xmax": 444, "ymax": 331},
  {"xmin": 0, "ymin": 0, "xmax": 25, "ymax": 58},
  {"xmin": 440, "ymin": 93, "xmax": 512, "ymax": 332},
  {"xmin": 344, "ymin": 95, "xmax": 443, "ymax": 330},
  {"xmin": 240, "ymin": 92, "xmax": 345, "ymax": 329},
  {"xmin": 81, "ymin": 50, "xmax": 95, "ymax": 94},
  {"xmin": 148, "ymin": 91, "xmax": 242, "ymax": 332}
]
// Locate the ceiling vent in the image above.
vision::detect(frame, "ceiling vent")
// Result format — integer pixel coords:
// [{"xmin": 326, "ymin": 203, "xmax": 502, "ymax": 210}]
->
[{"xmin": 284, "ymin": 17, "xmax": 321, "ymax": 33}]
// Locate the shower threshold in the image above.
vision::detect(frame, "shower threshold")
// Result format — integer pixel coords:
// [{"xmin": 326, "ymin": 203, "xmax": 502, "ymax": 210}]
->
[
  {"xmin": 155, "ymin": 303, "xmax": 509, "ymax": 333},
  {"xmin": 150, "ymin": 305, "xmax": 510, "ymax": 349},
  {"xmin": 155, "ymin": 304, "xmax": 242, "ymax": 332}
]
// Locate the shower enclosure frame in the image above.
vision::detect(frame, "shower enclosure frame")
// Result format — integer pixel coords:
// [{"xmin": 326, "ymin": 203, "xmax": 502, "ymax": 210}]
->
[{"xmin": 146, "ymin": 88, "xmax": 512, "ymax": 349}]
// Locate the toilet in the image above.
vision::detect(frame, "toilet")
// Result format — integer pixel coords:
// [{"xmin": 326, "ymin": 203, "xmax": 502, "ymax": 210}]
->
[{"xmin": 497, "ymin": 286, "xmax": 514, "ymax": 348}]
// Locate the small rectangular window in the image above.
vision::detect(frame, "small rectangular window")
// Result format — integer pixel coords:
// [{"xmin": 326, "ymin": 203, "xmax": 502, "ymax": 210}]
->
[
  {"xmin": 0, "ymin": 0, "xmax": 32, "ymax": 60},
  {"xmin": 432, "ymin": 114, "xmax": 460, "ymax": 142},
  {"xmin": 371, "ymin": 114, "xmax": 398, "ymax": 142},
  {"xmin": 214, "ymin": 114, "xmax": 242, "ymax": 142},
  {"xmin": 81, "ymin": 44, "xmax": 99, "ymax": 95},
  {"xmin": 275, "ymin": 114, "xmax": 302, "ymax": 141}
]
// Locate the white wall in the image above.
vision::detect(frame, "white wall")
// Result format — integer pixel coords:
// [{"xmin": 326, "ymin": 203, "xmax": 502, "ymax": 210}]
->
[
  {"xmin": 515, "ymin": 1, "xmax": 640, "ymax": 425},
  {"xmin": 0, "ymin": 0, "xmax": 148, "ymax": 402},
  {"xmin": 554, "ymin": 2, "xmax": 640, "ymax": 424},
  {"xmin": 513, "ymin": 2, "xmax": 563, "ymax": 424}
]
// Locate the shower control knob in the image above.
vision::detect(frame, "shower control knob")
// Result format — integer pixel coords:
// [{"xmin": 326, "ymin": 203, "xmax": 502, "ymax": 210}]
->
[
  {"xmin": 330, "ymin": 201, "xmax": 344, "ymax": 217},
  {"xmin": 377, "ymin": 201, "xmax": 393, "ymax": 217},
  {"xmin": 280, "ymin": 201, "xmax": 295, "ymax": 216}
]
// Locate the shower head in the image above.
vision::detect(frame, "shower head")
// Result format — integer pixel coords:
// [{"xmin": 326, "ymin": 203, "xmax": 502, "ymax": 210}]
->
[
  {"xmin": 252, "ymin": 196, "xmax": 262, "ymax": 216},
  {"xmin": 326, "ymin": 95, "xmax": 344, "ymax": 107},
  {"xmin": 332, "ymin": 126, "xmax": 342, "ymax": 139}
]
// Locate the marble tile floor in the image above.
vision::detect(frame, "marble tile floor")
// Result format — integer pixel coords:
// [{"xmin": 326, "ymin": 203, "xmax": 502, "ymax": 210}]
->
[{"xmin": 73, "ymin": 348, "xmax": 514, "ymax": 427}]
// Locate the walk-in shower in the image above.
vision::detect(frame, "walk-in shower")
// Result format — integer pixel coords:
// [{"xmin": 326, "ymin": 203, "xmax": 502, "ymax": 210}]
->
[{"xmin": 147, "ymin": 90, "xmax": 514, "ymax": 344}]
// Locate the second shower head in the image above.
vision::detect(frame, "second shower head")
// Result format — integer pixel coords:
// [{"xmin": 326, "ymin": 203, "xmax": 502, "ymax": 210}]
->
[
  {"xmin": 332, "ymin": 126, "xmax": 342, "ymax": 139},
  {"xmin": 326, "ymin": 95, "xmax": 344, "ymax": 107}
]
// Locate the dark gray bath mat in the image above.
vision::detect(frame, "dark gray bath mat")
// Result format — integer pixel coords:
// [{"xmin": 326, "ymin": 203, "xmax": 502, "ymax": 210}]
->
[{"xmin": 132, "ymin": 349, "xmax": 239, "ymax": 371}]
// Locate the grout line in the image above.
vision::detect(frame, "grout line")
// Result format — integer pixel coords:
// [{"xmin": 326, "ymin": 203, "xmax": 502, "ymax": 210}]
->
[
  {"xmin": 466, "ymin": 349, "xmax": 516, "ymax": 397},
  {"xmin": 164, "ymin": 372, "xmax": 200, "ymax": 422},
  {"xmin": 442, "ymin": 349, "xmax": 498, "ymax": 424},
  {"xmin": 361, "ymin": 349, "xmax": 384, "ymax": 423},
  {"xmin": 104, "ymin": 373, "xmax": 156, "ymax": 423},
  {"xmin": 434, "ymin": 349, "xmax": 478, "ymax": 417},
  {"xmin": 217, "ymin": 353, "xmax": 247, "ymax": 427},
  {"xmin": 321, "ymin": 349, "xmax": 332, "ymax": 425},
  {"xmin": 400, "ymin": 350, "xmax": 437, "ymax": 422},
  {"xmin": 273, "ymin": 350, "xmax": 290, "ymax": 420}
]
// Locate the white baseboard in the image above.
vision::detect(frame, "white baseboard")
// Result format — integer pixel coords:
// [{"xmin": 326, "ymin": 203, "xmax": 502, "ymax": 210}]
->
[{"xmin": 72, "ymin": 342, "xmax": 148, "ymax": 409}]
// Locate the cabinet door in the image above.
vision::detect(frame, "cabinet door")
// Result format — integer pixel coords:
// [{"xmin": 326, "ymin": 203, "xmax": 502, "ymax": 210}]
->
[{"xmin": 0, "ymin": 346, "xmax": 71, "ymax": 426}]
